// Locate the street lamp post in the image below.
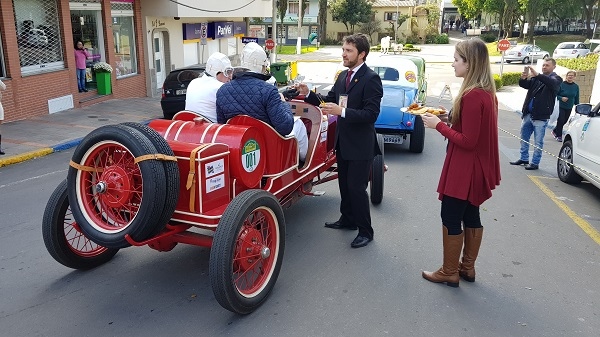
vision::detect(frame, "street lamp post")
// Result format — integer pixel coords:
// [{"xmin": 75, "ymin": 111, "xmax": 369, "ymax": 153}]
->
[
  {"xmin": 395, "ymin": 1, "xmax": 399, "ymax": 43},
  {"xmin": 296, "ymin": 0, "xmax": 303, "ymax": 54}
]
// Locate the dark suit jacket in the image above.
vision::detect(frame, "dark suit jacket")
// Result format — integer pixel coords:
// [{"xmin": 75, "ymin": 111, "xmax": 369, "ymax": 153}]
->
[{"xmin": 305, "ymin": 63, "xmax": 383, "ymax": 160}]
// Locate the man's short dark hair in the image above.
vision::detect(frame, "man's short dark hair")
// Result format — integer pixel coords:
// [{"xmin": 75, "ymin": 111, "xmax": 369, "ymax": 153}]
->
[
  {"xmin": 343, "ymin": 33, "xmax": 370, "ymax": 61},
  {"xmin": 544, "ymin": 57, "xmax": 556, "ymax": 66}
]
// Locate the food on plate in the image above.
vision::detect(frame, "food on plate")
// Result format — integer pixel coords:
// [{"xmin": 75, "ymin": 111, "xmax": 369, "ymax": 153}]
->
[{"xmin": 406, "ymin": 105, "xmax": 446, "ymax": 115}]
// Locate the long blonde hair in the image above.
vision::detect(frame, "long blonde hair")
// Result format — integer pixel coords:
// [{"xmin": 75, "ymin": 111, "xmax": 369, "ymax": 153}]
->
[{"xmin": 451, "ymin": 39, "xmax": 496, "ymax": 125}]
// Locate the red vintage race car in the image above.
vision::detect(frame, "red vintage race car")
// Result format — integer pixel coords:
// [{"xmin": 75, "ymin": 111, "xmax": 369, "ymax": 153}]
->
[{"xmin": 42, "ymin": 100, "xmax": 385, "ymax": 314}]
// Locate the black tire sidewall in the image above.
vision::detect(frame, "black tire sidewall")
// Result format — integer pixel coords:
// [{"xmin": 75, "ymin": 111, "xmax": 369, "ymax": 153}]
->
[
  {"xmin": 67, "ymin": 125, "xmax": 168, "ymax": 248},
  {"xmin": 42, "ymin": 180, "xmax": 118, "ymax": 269},
  {"xmin": 209, "ymin": 190, "xmax": 286, "ymax": 314}
]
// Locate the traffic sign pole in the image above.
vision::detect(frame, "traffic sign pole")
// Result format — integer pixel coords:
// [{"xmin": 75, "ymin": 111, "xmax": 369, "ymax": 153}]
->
[{"xmin": 497, "ymin": 39, "xmax": 511, "ymax": 78}]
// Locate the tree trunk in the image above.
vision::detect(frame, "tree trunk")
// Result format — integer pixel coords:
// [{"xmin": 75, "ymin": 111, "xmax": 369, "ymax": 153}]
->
[{"xmin": 318, "ymin": 0, "xmax": 327, "ymax": 41}]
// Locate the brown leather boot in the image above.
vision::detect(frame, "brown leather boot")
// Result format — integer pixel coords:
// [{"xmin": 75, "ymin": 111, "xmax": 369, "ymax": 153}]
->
[
  {"xmin": 459, "ymin": 227, "xmax": 483, "ymax": 282},
  {"xmin": 422, "ymin": 226, "xmax": 464, "ymax": 287}
]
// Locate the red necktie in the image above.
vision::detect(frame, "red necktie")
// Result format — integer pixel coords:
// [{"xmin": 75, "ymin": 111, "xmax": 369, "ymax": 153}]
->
[{"xmin": 345, "ymin": 70, "xmax": 353, "ymax": 90}]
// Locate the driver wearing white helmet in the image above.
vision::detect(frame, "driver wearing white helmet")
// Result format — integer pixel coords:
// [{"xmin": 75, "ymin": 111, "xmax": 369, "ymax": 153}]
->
[
  {"xmin": 185, "ymin": 52, "xmax": 233, "ymax": 122},
  {"xmin": 216, "ymin": 42, "xmax": 308, "ymax": 161}
]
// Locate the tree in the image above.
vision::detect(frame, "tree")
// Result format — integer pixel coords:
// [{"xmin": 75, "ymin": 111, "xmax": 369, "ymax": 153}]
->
[
  {"xmin": 276, "ymin": 0, "xmax": 288, "ymax": 51},
  {"xmin": 359, "ymin": 17, "xmax": 381, "ymax": 42},
  {"xmin": 579, "ymin": 0, "xmax": 598, "ymax": 37},
  {"xmin": 318, "ymin": 0, "xmax": 328, "ymax": 41},
  {"xmin": 299, "ymin": 0, "xmax": 310, "ymax": 29},
  {"xmin": 330, "ymin": 0, "xmax": 374, "ymax": 33}
]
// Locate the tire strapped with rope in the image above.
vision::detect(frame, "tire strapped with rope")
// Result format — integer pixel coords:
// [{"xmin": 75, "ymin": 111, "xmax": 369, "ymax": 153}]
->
[{"xmin": 67, "ymin": 124, "xmax": 173, "ymax": 249}]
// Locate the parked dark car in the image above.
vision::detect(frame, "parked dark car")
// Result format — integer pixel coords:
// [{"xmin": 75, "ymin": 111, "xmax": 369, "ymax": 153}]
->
[{"xmin": 160, "ymin": 64, "xmax": 205, "ymax": 119}]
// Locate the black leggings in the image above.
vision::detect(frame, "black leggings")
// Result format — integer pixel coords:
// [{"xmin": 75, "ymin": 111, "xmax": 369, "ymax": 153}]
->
[{"xmin": 441, "ymin": 195, "xmax": 482, "ymax": 235}]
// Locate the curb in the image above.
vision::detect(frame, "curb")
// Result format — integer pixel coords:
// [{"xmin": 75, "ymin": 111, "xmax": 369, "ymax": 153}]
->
[
  {"xmin": 0, "ymin": 148, "xmax": 54, "ymax": 168},
  {"xmin": 0, "ymin": 119, "xmax": 154, "ymax": 168}
]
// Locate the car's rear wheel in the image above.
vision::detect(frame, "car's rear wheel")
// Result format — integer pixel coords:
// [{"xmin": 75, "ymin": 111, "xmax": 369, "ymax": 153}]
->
[
  {"xmin": 506, "ymin": 61, "xmax": 512, "ymax": 64},
  {"xmin": 409, "ymin": 116, "xmax": 425, "ymax": 153},
  {"xmin": 370, "ymin": 134, "xmax": 384, "ymax": 205},
  {"xmin": 523, "ymin": 56, "xmax": 530, "ymax": 64},
  {"xmin": 43, "ymin": 180, "xmax": 119, "ymax": 269},
  {"xmin": 557, "ymin": 140, "xmax": 583, "ymax": 184},
  {"xmin": 209, "ymin": 190, "xmax": 285, "ymax": 315}
]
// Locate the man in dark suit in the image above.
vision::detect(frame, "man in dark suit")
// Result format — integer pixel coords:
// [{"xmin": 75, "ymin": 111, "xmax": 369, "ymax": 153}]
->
[{"xmin": 296, "ymin": 33, "xmax": 383, "ymax": 248}]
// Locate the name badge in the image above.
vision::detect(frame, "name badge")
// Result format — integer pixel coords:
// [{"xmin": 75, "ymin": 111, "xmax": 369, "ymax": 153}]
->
[{"xmin": 338, "ymin": 94, "xmax": 348, "ymax": 109}]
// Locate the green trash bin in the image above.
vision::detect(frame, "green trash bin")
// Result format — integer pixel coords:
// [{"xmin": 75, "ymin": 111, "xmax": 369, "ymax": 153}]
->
[{"xmin": 270, "ymin": 62, "xmax": 289, "ymax": 85}]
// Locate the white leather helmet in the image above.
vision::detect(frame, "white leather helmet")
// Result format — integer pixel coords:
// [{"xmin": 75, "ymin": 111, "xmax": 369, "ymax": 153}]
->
[
  {"xmin": 241, "ymin": 42, "xmax": 269, "ymax": 73},
  {"xmin": 205, "ymin": 52, "xmax": 233, "ymax": 77}
]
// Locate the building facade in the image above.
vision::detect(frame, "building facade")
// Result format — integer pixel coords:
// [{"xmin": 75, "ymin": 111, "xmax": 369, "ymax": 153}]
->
[
  {"xmin": 324, "ymin": 0, "xmax": 416, "ymax": 43},
  {"xmin": 0, "ymin": 0, "xmax": 147, "ymax": 121},
  {"xmin": 139, "ymin": 0, "xmax": 272, "ymax": 98}
]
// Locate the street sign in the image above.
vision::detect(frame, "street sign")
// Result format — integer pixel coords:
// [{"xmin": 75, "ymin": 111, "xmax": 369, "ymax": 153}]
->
[
  {"xmin": 265, "ymin": 39, "xmax": 275, "ymax": 50},
  {"xmin": 498, "ymin": 39, "xmax": 511, "ymax": 51},
  {"xmin": 242, "ymin": 37, "xmax": 258, "ymax": 44}
]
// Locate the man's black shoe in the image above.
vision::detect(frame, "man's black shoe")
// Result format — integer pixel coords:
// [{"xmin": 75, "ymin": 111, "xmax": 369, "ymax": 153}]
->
[
  {"xmin": 524, "ymin": 164, "xmax": 539, "ymax": 170},
  {"xmin": 324, "ymin": 220, "xmax": 357, "ymax": 230},
  {"xmin": 350, "ymin": 235, "xmax": 373, "ymax": 248},
  {"xmin": 510, "ymin": 159, "xmax": 529, "ymax": 166}
]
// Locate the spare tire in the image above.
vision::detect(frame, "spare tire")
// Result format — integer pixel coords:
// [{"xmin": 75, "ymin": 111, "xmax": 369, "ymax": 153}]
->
[
  {"xmin": 67, "ymin": 124, "xmax": 167, "ymax": 249},
  {"xmin": 121, "ymin": 122, "xmax": 180, "ymax": 235}
]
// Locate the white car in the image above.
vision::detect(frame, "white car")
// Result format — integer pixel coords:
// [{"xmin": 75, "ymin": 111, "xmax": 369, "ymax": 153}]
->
[
  {"xmin": 557, "ymin": 103, "xmax": 600, "ymax": 189},
  {"xmin": 504, "ymin": 44, "xmax": 549, "ymax": 64},
  {"xmin": 553, "ymin": 42, "xmax": 590, "ymax": 59}
]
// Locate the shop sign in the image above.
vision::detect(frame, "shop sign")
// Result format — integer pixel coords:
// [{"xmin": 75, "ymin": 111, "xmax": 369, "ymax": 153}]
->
[
  {"xmin": 242, "ymin": 37, "xmax": 258, "ymax": 43},
  {"xmin": 183, "ymin": 22, "xmax": 208, "ymax": 41},
  {"xmin": 233, "ymin": 22, "xmax": 246, "ymax": 36},
  {"xmin": 208, "ymin": 22, "xmax": 234, "ymax": 39}
]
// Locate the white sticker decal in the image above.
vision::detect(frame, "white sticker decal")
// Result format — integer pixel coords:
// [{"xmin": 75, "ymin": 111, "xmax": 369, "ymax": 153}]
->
[
  {"xmin": 241, "ymin": 139, "xmax": 261, "ymax": 172},
  {"xmin": 206, "ymin": 174, "xmax": 225, "ymax": 193},
  {"xmin": 205, "ymin": 158, "xmax": 225, "ymax": 178}
]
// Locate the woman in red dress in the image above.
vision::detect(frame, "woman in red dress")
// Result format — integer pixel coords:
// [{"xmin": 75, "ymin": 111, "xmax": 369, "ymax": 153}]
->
[{"xmin": 421, "ymin": 38, "xmax": 501, "ymax": 287}]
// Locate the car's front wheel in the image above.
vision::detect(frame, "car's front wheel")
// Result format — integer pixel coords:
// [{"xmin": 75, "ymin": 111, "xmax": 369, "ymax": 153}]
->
[
  {"xmin": 523, "ymin": 56, "xmax": 530, "ymax": 64},
  {"xmin": 557, "ymin": 140, "xmax": 583, "ymax": 184}
]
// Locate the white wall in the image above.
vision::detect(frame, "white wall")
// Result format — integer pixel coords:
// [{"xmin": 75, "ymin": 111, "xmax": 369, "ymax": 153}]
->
[{"xmin": 141, "ymin": 0, "xmax": 272, "ymax": 18}]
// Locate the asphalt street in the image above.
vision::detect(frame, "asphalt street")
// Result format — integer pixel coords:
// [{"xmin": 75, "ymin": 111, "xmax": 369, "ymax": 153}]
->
[{"xmin": 1, "ymin": 47, "xmax": 599, "ymax": 337}]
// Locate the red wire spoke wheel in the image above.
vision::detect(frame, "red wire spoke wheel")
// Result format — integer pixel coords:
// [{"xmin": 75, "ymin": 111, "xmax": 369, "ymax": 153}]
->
[
  {"xmin": 121, "ymin": 122, "xmax": 180, "ymax": 235},
  {"xmin": 67, "ymin": 125, "xmax": 167, "ymax": 249},
  {"xmin": 42, "ymin": 180, "xmax": 118, "ymax": 269},
  {"xmin": 210, "ymin": 190, "xmax": 285, "ymax": 315}
]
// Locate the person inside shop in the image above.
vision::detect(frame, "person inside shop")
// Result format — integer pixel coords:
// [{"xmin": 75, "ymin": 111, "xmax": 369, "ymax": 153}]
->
[{"xmin": 74, "ymin": 40, "xmax": 92, "ymax": 93}]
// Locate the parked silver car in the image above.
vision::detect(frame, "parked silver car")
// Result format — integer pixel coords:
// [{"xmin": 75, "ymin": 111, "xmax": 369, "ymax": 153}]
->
[
  {"xmin": 504, "ymin": 44, "xmax": 549, "ymax": 64},
  {"xmin": 553, "ymin": 42, "xmax": 590, "ymax": 59}
]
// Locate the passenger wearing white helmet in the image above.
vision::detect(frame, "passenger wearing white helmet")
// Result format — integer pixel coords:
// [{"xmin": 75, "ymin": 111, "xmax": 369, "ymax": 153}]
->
[
  {"xmin": 216, "ymin": 42, "xmax": 308, "ymax": 161},
  {"xmin": 184, "ymin": 52, "xmax": 233, "ymax": 122}
]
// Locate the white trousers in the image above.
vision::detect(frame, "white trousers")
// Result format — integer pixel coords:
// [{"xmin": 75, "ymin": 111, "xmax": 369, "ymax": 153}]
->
[{"xmin": 289, "ymin": 118, "xmax": 308, "ymax": 161}]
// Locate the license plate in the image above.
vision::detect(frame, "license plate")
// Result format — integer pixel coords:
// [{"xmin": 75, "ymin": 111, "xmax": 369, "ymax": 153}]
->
[
  {"xmin": 383, "ymin": 135, "xmax": 404, "ymax": 144},
  {"xmin": 176, "ymin": 89, "xmax": 187, "ymax": 95}
]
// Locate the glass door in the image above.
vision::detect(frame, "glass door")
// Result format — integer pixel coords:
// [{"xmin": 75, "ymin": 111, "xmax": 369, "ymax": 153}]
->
[{"xmin": 70, "ymin": 3, "xmax": 105, "ymax": 90}]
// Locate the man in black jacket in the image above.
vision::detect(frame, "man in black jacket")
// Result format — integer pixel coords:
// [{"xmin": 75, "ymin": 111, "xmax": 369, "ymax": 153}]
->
[
  {"xmin": 296, "ymin": 33, "xmax": 383, "ymax": 248},
  {"xmin": 510, "ymin": 58, "xmax": 562, "ymax": 170}
]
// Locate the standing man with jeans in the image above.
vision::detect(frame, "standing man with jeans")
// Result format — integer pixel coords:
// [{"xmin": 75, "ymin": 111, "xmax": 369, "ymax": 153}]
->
[{"xmin": 510, "ymin": 58, "xmax": 562, "ymax": 170}]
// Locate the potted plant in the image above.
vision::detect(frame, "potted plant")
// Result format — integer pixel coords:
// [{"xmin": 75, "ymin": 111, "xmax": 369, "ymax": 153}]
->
[{"xmin": 93, "ymin": 62, "xmax": 113, "ymax": 95}]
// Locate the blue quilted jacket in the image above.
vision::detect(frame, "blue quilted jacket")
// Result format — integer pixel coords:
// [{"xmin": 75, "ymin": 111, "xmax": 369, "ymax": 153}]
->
[{"xmin": 216, "ymin": 72, "xmax": 294, "ymax": 136}]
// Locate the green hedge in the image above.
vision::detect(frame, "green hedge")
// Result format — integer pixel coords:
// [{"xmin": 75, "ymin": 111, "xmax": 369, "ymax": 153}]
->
[
  {"xmin": 493, "ymin": 74, "xmax": 503, "ymax": 90},
  {"xmin": 494, "ymin": 71, "xmax": 522, "ymax": 90},
  {"xmin": 480, "ymin": 33, "xmax": 496, "ymax": 43},
  {"xmin": 556, "ymin": 53, "xmax": 598, "ymax": 71}
]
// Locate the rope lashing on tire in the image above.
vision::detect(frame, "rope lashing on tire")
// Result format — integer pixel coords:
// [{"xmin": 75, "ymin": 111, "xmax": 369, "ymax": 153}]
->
[
  {"xmin": 186, "ymin": 144, "xmax": 209, "ymax": 212},
  {"xmin": 69, "ymin": 160, "xmax": 105, "ymax": 173},
  {"xmin": 498, "ymin": 126, "xmax": 600, "ymax": 185},
  {"xmin": 133, "ymin": 153, "xmax": 178, "ymax": 163}
]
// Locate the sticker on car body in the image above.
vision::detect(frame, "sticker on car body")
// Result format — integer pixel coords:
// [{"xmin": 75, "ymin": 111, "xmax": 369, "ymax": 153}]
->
[{"xmin": 242, "ymin": 139, "xmax": 261, "ymax": 172}]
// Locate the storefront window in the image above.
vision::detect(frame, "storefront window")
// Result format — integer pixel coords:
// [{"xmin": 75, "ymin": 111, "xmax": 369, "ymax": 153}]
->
[
  {"xmin": 13, "ymin": 0, "xmax": 64, "ymax": 74},
  {"xmin": 111, "ymin": 1, "xmax": 137, "ymax": 78},
  {"xmin": 287, "ymin": 26, "xmax": 308, "ymax": 40},
  {"xmin": 70, "ymin": 1, "xmax": 105, "ymax": 89}
]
